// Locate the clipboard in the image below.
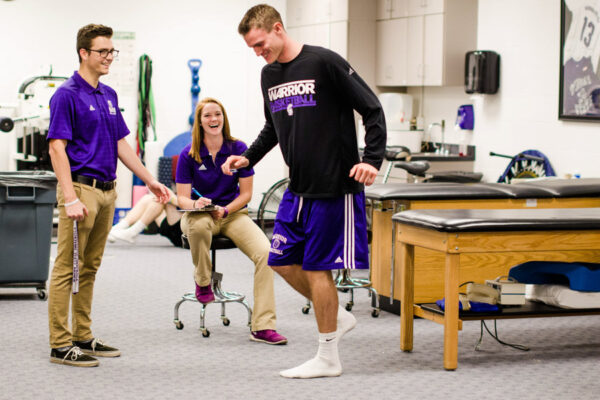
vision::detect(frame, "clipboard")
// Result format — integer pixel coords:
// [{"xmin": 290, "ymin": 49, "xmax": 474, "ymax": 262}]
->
[{"xmin": 178, "ymin": 204, "xmax": 218, "ymax": 212}]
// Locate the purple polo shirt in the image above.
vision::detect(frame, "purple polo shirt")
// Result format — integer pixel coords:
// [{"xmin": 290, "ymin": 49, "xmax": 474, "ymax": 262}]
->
[
  {"xmin": 175, "ymin": 140, "xmax": 254, "ymax": 206},
  {"xmin": 47, "ymin": 71, "xmax": 129, "ymax": 181}
]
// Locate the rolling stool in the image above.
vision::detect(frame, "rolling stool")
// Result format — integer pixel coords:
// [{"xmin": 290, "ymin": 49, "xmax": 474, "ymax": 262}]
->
[{"xmin": 173, "ymin": 234, "xmax": 252, "ymax": 337}]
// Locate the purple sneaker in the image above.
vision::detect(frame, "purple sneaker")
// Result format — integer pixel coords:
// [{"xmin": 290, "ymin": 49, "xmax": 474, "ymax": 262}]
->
[
  {"xmin": 250, "ymin": 329, "xmax": 288, "ymax": 345},
  {"xmin": 195, "ymin": 283, "xmax": 215, "ymax": 304}
]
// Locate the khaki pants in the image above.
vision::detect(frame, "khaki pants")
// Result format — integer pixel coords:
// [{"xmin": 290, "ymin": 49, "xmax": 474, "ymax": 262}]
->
[
  {"xmin": 48, "ymin": 183, "xmax": 116, "ymax": 348},
  {"xmin": 181, "ymin": 209, "xmax": 276, "ymax": 331}
]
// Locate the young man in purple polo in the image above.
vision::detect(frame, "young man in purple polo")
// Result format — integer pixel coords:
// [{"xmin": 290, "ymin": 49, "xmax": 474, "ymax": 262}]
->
[
  {"xmin": 47, "ymin": 24, "xmax": 169, "ymax": 367},
  {"xmin": 223, "ymin": 5, "xmax": 386, "ymax": 378}
]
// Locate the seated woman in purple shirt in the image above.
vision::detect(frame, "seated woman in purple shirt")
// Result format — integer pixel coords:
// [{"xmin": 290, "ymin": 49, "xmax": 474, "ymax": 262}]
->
[{"xmin": 175, "ymin": 97, "xmax": 286, "ymax": 345}]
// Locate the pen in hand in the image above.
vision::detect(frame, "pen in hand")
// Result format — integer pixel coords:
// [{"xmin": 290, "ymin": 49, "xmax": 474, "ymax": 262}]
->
[
  {"xmin": 192, "ymin": 187, "xmax": 203, "ymax": 199},
  {"xmin": 192, "ymin": 188, "xmax": 204, "ymax": 209}
]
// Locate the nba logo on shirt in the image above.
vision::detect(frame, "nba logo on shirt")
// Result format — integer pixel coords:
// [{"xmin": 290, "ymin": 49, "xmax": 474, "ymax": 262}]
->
[
  {"xmin": 286, "ymin": 103, "xmax": 294, "ymax": 116},
  {"xmin": 107, "ymin": 100, "xmax": 117, "ymax": 115}
]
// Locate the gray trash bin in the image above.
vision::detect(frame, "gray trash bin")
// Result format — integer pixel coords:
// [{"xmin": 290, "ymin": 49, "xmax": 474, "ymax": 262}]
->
[{"xmin": 0, "ymin": 171, "xmax": 57, "ymax": 299}]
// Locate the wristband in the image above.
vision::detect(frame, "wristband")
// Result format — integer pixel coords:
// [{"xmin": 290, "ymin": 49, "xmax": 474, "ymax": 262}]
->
[
  {"xmin": 64, "ymin": 198, "xmax": 80, "ymax": 207},
  {"xmin": 222, "ymin": 206, "xmax": 229, "ymax": 218}
]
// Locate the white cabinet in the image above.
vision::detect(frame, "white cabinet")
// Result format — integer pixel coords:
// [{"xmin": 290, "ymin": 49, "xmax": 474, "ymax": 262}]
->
[
  {"xmin": 287, "ymin": 0, "xmax": 349, "ymax": 27},
  {"xmin": 406, "ymin": 16, "xmax": 423, "ymax": 85},
  {"xmin": 287, "ymin": 24, "xmax": 331, "ymax": 50},
  {"xmin": 376, "ymin": 19, "xmax": 407, "ymax": 86},
  {"xmin": 423, "ymin": 13, "xmax": 444, "ymax": 86},
  {"xmin": 329, "ymin": 21, "xmax": 349, "ymax": 59},
  {"xmin": 286, "ymin": 0, "xmax": 376, "ymax": 87},
  {"xmin": 329, "ymin": 0, "xmax": 350, "ymax": 22},
  {"xmin": 377, "ymin": 0, "xmax": 445, "ymax": 21},
  {"xmin": 287, "ymin": 0, "xmax": 332, "ymax": 27},
  {"xmin": 407, "ymin": 0, "xmax": 444, "ymax": 16},
  {"xmin": 376, "ymin": 0, "xmax": 477, "ymax": 87},
  {"xmin": 376, "ymin": 0, "xmax": 408, "ymax": 20}
]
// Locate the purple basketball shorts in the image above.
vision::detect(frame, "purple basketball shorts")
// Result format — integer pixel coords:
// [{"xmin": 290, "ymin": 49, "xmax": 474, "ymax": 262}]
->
[{"xmin": 268, "ymin": 189, "xmax": 369, "ymax": 270}]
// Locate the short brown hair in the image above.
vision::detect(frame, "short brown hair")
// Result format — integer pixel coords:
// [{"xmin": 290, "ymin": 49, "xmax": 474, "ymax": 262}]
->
[
  {"xmin": 76, "ymin": 24, "xmax": 113, "ymax": 63},
  {"xmin": 188, "ymin": 98, "xmax": 237, "ymax": 164},
  {"xmin": 238, "ymin": 4, "xmax": 284, "ymax": 35}
]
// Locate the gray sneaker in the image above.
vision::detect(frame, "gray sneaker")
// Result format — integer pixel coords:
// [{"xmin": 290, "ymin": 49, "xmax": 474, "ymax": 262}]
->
[
  {"xmin": 50, "ymin": 346, "xmax": 99, "ymax": 367},
  {"xmin": 73, "ymin": 338, "xmax": 121, "ymax": 357}
]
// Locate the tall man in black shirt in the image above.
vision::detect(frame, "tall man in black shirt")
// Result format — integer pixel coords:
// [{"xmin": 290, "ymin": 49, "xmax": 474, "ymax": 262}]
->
[{"xmin": 223, "ymin": 4, "xmax": 386, "ymax": 378}]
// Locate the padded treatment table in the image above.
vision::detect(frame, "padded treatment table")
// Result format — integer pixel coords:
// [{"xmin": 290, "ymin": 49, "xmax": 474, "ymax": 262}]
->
[
  {"xmin": 392, "ymin": 208, "xmax": 600, "ymax": 370},
  {"xmin": 366, "ymin": 179, "xmax": 600, "ymax": 306}
]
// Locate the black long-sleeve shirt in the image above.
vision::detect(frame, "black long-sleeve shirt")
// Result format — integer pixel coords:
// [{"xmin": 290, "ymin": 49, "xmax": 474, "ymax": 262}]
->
[{"xmin": 243, "ymin": 45, "xmax": 386, "ymax": 198}]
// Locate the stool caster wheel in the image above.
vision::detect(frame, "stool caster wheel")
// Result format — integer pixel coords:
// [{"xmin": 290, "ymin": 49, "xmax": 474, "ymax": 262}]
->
[
  {"xmin": 371, "ymin": 309, "xmax": 380, "ymax": 318},
  {"xmin": 345, "ymin": 302, "xmax": 353, "ymax": 312},
  {"xmin": 301, "ymin": 305, "xmax": 310, "ymax": 314},
  {"xmin": 202, "ymin": 329, "xmax": 210, "ymax": 338},
  {"xmin": 37, "ymin": 288, "xmax": 48, "ymax": 301},
  {"xmin": 222, "ymin": 318, "xmax": 230, "ymax": 326},
  {"xmin": 174, "ymin": 320, "xmax": 184, "ymax": 330}
]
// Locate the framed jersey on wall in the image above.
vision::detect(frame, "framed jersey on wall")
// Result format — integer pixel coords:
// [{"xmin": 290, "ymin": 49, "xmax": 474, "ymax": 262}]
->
[{"xmin": 559, "ymin": 0, "xmax": 600, "ymax": 120}]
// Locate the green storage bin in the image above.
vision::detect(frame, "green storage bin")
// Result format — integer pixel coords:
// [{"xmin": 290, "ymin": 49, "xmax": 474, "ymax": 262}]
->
[{"xmin": 0, "ymin": 171, "xmax": 57, "ymax": 298}]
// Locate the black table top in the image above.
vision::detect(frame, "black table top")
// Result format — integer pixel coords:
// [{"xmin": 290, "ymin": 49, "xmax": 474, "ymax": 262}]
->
[{"xmin": 392, "ymin": 207, "xmax": 600, "ymax": 232}]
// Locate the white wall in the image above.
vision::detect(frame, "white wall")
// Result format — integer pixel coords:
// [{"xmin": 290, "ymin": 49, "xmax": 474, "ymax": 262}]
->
[
  {"xmin": 0, "ymin": 0, "xmax": 286, "ymax": 209},
  {"xmin": 408, "ymin": 0, "xmax": 599, "ymax": 182},
  {"xmin": 4, "ymin": 0, "xmax": 591, "ymax": 196}
]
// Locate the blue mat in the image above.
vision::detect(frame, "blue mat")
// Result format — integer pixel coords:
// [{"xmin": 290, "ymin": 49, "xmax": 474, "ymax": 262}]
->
[
  {"xmin": 509, "ymin": 261, "xmax": 600, "ymax": 292},
  {"xmin": 436, "ymin": 298, "xmax": 499, "ymax": 312}
]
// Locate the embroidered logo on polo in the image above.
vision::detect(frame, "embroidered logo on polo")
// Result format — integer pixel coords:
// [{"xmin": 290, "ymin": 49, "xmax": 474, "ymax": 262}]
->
[
  {"xmin": 198, "ymin": 164, "xmax": 207, "ymax": 171},
  {"xmin": 89, "ymin": 105, "xmax": 95, "ymax": 111},
  {"xmin": 268, "ymin": 79, "xmax": 317, "ymax": 115},
  {"xmin": 269, "ymin": 233, "xmax": 287, "ymax": 255},
  {"xmin": 107, "ymin": 100, "xmax": 117, "ymax": 115}
]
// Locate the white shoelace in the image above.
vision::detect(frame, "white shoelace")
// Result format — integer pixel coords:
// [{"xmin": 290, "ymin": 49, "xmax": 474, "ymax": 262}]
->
[
  {"xmin": 90, "ymin": 338, "xmax": 105, "ymax": 352},
  {"xmin": 63, "ymin": 346, "xmax": 85, "ymax": 361}
]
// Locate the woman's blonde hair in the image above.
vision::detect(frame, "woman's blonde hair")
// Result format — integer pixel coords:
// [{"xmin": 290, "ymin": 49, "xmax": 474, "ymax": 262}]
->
[{"xmin": 188, "ymin": 97, "xmax": 235, "ymax": 163}]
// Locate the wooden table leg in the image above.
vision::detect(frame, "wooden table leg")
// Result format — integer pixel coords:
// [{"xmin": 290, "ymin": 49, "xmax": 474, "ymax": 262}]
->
[
  {"xmin": 443, "ymin": 253, "xmax": 460, "ymax": 370},
  {"xmin": 400, "ymin": 242, "xmax": 414, "ymax": 351}
]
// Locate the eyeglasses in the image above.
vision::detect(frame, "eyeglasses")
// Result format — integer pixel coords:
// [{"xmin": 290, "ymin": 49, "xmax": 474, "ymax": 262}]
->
[{"xmin": 87, "ymin": 48, "xmax": 120, "ymax": 59}]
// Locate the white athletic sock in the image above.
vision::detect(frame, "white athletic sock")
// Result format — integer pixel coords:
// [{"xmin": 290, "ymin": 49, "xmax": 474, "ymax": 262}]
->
[
  {"xmin": 111, "ymin": 221, "xmax": 146, "ymax": 244},
  {"xmin": 337, "ymin": 305, "xmax": 357, "ymax": 339},
  {"xmin": 129, "ymin": 220, "xmax": 147, "ymax": 235},
  {"xmin": 108, "ymin": 221, "xmax": 127, "ymax": 243},
  {"xmin": 279, "ymin": 332, "xmax": 342, "ymax": 379},
  {"xmin": 113, "ymin": 220, "xmax": 129, "ymax": 230}
]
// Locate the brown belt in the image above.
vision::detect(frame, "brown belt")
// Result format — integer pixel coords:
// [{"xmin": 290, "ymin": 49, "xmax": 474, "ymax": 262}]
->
[{"xmin": 71, "ymin": 173, "xmax": 116, "ymax": 191}]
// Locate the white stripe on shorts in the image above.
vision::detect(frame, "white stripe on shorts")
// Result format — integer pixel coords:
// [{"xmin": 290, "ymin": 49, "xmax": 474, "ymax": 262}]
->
[
  {"xmin": 297, "ymin": 197, "xmax": 303, "ymax": 223},
  {"xmin": 344, "ymin": 194, "xmax": 355, "ymax": 269}
]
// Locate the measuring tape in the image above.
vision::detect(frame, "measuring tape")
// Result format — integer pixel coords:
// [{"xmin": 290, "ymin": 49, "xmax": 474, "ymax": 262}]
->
[{"xmin": 73, "ymin": 221, "xmax": 79, "ymax": 294}]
